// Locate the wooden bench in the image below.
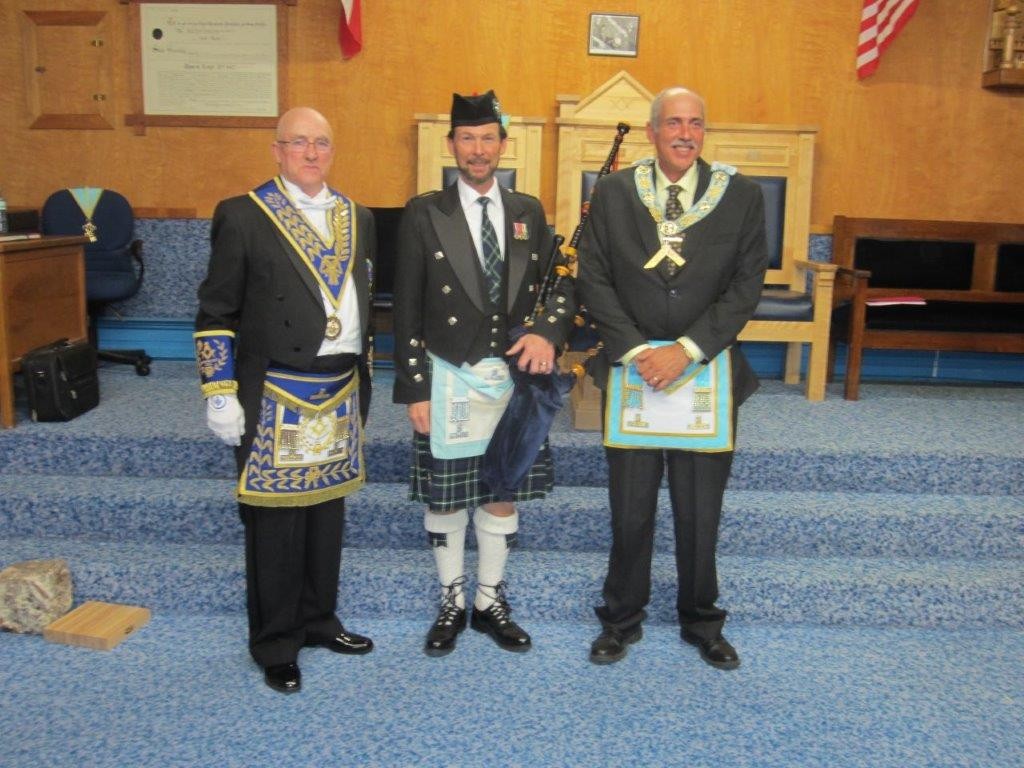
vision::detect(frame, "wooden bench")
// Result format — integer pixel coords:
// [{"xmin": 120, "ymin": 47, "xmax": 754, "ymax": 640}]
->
[{"xmin": 830, "ymin": 216, "xmax": 1024, "ymax": 400}]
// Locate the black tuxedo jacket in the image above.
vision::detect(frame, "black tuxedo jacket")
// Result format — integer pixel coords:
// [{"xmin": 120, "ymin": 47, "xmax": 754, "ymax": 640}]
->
[
  {"xmin": 392, "ymin": 183, "xmax": 575, "ymax": 405},
  {"xmin": 196, "ymin": 188, "xmax": 376, "ymax": 449},
  {"xmin": 577, "ymin": 158, "xmax": 769, "ymax": 406}
]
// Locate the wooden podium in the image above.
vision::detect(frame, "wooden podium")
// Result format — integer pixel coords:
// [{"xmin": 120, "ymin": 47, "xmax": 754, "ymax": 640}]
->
[{"xmin": 0, "ymin": 235, "xmax": 88, "ymax": 427}]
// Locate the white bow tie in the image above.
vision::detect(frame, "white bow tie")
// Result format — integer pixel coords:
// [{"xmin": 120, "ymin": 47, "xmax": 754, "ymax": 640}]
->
[{"xmin": 295, "ymin": 195, "xmax": 336, "ymax": 212}]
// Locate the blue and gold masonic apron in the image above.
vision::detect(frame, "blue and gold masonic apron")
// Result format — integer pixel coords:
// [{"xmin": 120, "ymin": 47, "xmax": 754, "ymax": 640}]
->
[{"xmin": 238, "ymin": 178, "xmax": 364, "ymax": 507}]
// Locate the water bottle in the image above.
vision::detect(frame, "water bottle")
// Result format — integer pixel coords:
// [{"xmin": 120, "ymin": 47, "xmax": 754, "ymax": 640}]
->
[{"xmin": 0, "ymin": 189, "xmax": 8, "ymax": 234}]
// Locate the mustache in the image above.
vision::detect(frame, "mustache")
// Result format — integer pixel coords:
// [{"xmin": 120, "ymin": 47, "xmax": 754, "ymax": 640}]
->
[{"xmin": 671, "ymin": 140, "xmax": 697, "ymax": 150}]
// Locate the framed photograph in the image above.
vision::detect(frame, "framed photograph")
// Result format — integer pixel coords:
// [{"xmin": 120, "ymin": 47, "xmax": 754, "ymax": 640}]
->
[{"xmin": 588, "ymin": 13, "xmax": 639, "ymax": 57}]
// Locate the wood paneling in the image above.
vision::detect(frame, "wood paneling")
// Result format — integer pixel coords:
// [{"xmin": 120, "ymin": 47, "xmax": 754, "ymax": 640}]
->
[{"xmin": 1, "ymin": 0, "xmax": 1021, "ymax": 227}]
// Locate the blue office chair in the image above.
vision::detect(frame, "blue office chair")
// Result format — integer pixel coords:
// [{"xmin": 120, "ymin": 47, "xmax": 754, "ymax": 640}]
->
[{"xmin": 41, "ymin": 188, "xmax": 152, "ymax": 375}]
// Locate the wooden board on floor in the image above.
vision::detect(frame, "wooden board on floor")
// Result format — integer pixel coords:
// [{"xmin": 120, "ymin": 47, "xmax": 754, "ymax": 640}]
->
[{"xmin": 43, "ymin": 601, "xmax": 150, "ymax": 650}]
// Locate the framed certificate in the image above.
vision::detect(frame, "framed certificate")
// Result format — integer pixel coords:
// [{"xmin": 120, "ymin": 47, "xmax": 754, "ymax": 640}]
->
[{"xmin": 125, "ymin": 0, "xmax": 292, "ymax": 132}]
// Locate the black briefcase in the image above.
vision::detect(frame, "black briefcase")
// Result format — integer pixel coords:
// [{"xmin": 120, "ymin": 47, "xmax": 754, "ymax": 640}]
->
[{"xmin": 21, "ymin": 339, "xmax": 100, "ymax": 422}]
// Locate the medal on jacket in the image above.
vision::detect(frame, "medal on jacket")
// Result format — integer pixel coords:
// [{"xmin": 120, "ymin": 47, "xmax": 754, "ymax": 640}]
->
[{"xmin": 325, "ymin": 314, "xmax": 342, "ymax": 340}]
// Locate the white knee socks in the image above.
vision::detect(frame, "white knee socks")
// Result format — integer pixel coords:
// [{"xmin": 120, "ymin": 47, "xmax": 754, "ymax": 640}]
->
[
  {"xmin": 424, "ymin": 508, "xmax": 469, "ymax": 609},
  {"xmin": 473, "ymin": 507, "xmax": 518, "ymax": 610}
]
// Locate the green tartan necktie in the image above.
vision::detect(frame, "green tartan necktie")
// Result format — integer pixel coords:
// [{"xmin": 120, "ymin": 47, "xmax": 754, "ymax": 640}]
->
[{"xmin": 478, "ymin": 197, "xmax": 502, "ymax": 305}]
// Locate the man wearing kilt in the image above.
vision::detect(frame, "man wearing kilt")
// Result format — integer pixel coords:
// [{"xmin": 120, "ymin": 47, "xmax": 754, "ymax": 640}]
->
[
  {"xmin": 392, "ymin": 91, "xmax": 576, "ymax": 656},
  {"xmin": 195, "ymin": 107, "xmax": 375, "ymax": 694}
]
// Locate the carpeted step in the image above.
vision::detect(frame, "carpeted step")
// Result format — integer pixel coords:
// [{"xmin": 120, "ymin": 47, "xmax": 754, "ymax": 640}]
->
[
  {"xmin": 1, "ymin": 537, "xmax": 1020, "ymax": 629},
  {"xmin": 2, "ymin": 364, "xmax": 1022, "ymax": 495},
  {"xmin": 3, "ymin": 476, "xmax": 1021, "ymax": 560},
  {"xmin": 3, "ymin": 430, "xmax": 1021, "ymax": 495}
]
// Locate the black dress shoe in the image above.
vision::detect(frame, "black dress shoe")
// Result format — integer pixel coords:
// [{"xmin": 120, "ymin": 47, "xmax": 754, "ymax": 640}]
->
[
  {"xmin": 264, "ymin": 662, "xmax": 301, "ymax": 694},
  {"xmin": 681, "ymin": 629, "xmax": 740, "ymax": 670},
  {"xmin": 307, "ymin": 628, "xmax": 374, "ymax": 655},
  {"xmin": 425, "ymin": 604, "xmax": 467, "ymax": 657},
  {"xmin": 589, "ymin": 625, "xmax": 642, "ymax": 664},
  {"xmin": 470, "ymin": 583, "xmax": 531, "ymax": 652}
]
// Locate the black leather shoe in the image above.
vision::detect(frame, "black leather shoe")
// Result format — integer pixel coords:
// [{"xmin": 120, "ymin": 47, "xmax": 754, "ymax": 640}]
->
[
  {"xmin": 470, "ymin": 582, "xmax": 531, "ymax": 652},
  {"xmin": 589, "ymin": 625, "xmax": 642, "ymax": 664},
  {"xmin": 264, "ymin": 662, "xmax": 301, "ymax": 694},
  {"xmin": 425, "ymin": 605, "xmax": 467, "ymax": 657},
  {"xmin": 425, "ymin": 576, "xmax": 469, "ymax": 657},
  {"xmin": 306, "ymin": 628, "xmax": 374, "ymax": 655},
  {"xmin": 681, "ymin": 629, "xmax": 740, "ymax": 670}
]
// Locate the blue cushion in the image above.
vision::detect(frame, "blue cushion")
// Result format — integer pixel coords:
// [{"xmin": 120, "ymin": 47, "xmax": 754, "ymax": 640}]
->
[{"xmin": 753, "ymin": 289, "xmax": 813, "ymax": 321}]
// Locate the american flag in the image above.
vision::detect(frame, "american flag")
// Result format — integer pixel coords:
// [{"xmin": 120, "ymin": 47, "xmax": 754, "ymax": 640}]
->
[
  {"xmin": 856, "ymin": 0, "xmax": 919, "ymax": 79},
  {"xmin": 339, "ymin": 0, "xmax": 362, "ymax": 59}
]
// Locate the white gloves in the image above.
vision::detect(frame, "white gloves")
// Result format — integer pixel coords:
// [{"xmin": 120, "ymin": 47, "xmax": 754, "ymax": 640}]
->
[{"xmin": 206, "ymin": 393, "xmax": 245, "ymax": 446}]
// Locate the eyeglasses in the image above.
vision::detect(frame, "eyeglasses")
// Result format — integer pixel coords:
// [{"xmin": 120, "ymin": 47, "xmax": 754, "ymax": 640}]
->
[{"xmin": 277, "ymin": 137, "xmax": 333, "ymax": 153}]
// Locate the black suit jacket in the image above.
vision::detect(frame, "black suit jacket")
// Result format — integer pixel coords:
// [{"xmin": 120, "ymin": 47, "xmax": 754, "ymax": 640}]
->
[
  {"xmin": 196, "ymin": 187, "xmax": 376, "ymax": 456},
  {"xmin": 392, "ymin": 183, "xmax": 575, "ymax": 405},
  {"xmin": 577, "ymin": 158, "xmax": 768, "ymax": 406}
]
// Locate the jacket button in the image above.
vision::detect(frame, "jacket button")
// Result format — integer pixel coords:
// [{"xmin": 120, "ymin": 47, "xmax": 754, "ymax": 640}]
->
[{"xmin": 448, "ymin": 317, "xmax": 458, "ymax": 325}]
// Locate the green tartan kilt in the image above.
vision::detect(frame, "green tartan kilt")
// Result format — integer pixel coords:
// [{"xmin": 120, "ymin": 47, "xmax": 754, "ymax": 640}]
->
[{"xmin": 410, "ymin": 432, "xmax": 554, "ymax": 512}]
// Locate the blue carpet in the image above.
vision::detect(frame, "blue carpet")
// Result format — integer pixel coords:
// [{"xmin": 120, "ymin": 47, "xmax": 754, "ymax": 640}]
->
[
  {"xmin": 1, "ymin": 616, "xmax": 1021, "ymax": 768},
  {"xmin": 1, "ymin": 362, "xmax": 1022, "ymax": 766}
]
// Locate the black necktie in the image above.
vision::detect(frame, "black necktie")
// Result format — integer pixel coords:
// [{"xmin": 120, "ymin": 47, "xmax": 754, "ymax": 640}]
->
[
  {"xmin": 478, "ymin": 197, "xmax": 502, "ymax": 305},
  {"xmin": 660, "ymin": 184, "xmax": 684, "ymax": 278}
]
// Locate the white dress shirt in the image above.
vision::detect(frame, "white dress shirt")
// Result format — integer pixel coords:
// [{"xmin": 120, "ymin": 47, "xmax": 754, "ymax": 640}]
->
[{"xmin": 456, "ymin": 177, "xmax": 506, "ymax": 270}]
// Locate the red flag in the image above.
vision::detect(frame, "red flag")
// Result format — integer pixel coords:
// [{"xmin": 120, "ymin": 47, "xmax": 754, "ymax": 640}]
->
[
  {"xmin": 339, "ymin": 0, "xmax": 362, "ymax": 59},
  {"xmin": 856, "ymin": 0, "xmax": 919, "ymax": 79}
]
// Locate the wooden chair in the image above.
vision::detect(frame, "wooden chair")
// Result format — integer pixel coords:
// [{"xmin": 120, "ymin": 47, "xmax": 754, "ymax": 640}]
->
[{"xmin": 555, "ymin": 72, "xmax": 837, "ymax": 426}]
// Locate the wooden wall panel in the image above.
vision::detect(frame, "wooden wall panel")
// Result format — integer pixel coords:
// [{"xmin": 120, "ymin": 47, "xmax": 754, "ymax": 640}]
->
[{"xmin": 1, "ymin": 0, "xmax": 1021, "ymax": 229}]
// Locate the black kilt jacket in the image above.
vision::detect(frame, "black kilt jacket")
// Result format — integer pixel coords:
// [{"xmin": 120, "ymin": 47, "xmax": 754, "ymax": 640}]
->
[{"xmin": 392, "ymin": 183, "xmax": 576, "ymax": 405}]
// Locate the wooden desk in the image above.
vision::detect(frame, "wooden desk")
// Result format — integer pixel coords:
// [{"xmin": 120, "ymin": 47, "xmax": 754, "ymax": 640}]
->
[{"xmin": 0, "ymin": 235, "xmax": 88, "ymax": 427}]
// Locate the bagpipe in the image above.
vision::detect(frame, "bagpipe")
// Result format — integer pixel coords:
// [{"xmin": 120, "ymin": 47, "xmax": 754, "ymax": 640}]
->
[
  {"xmin": 480, "ymin": 122, "xmax": 630, "ymax": 500},
  {"xmin": 530, "ymin": 121, "xmax": 631, "ymax": 333}
]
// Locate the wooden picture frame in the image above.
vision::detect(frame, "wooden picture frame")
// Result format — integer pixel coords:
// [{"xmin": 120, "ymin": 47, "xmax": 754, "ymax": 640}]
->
[{"xmin": 123, "ymin": 0, "xmax": 294, "ymax": 133}]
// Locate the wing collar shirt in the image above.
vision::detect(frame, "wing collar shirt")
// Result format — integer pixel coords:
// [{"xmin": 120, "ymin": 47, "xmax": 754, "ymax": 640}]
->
[
  {"xmin": 280, "ymin": 177, "xmax": 361, "ymax": 355},
  {"xmin": 456, "ymin": 176, "xmax": 506, "ymax": 271}
]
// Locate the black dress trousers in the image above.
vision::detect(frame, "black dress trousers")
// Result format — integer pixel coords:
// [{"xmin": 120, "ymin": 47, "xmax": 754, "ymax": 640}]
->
[{"xmin": 240, "ymin": 497, "xmax": 346, "ymax": 667}]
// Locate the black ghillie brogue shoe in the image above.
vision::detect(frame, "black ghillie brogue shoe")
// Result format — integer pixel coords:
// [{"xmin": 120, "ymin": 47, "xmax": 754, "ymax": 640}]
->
[
  {"xmin": 470, "ymin": 581, "xmax": 531, "ymax": 652},
  {"xmin": 425, "ymin": 575, "xmax": 468, "ymax": 657}
]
